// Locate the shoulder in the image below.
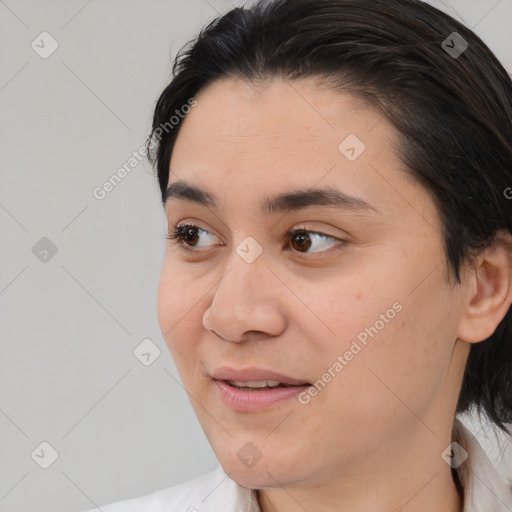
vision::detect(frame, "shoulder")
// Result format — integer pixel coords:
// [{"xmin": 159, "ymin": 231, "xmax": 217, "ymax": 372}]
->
[{"xmin": 82, "ymin": 464, "xmax": 246, "ymax": 512}]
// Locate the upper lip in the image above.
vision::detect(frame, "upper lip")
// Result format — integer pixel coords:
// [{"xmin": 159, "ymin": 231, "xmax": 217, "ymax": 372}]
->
[{"xmin": 211, "ymin": 366, "xmax": 310, "ymax": 386}]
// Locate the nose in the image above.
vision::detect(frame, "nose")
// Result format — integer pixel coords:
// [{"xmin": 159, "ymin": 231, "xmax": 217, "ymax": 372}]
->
[{"xmin": 202, "ymin": 257, "xmax": 286, "ymax": 343}]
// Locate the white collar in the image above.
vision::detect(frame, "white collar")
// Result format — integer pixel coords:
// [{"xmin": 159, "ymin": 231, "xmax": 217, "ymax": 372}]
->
[{"xmin": 452, "ymin": 418, "xmax": 511, "ymax": 511}]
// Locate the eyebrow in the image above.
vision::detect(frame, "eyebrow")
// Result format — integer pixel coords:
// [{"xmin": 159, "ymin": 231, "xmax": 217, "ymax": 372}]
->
[{"xmin": 163, "ymin": 180, "xmax": 380, "ymax": 216}]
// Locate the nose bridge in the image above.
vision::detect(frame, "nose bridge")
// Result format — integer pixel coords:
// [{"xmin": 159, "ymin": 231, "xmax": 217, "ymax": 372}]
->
[
  {"xmin": 202, "ymin": 245, "xmax": 284, "ymax": 341},
  {"xmin": 216, "ymin": 247, "xmax": 268, "ymax": 313},
  {"xmin": 219, "ymin": 231, "xmax": 271, "ymax": 301}
]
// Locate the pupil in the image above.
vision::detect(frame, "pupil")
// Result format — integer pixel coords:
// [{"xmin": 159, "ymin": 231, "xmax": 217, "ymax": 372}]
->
[
  {"xmin": 185, "ymin": 227, "xmax": 198, "ymax": 245},
  {"xmin": 292, "ymin": 231, "xmax": 311, "ymax": 252}
]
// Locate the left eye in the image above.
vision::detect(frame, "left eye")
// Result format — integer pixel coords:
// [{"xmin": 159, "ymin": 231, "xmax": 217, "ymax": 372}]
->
[
  {"xmin": 287, "ymin": 228, "xmax": 344, "ymax": 254},
  {"xmin": 166, "ymin": 223, "xmax": 345, "ymax": 254}
]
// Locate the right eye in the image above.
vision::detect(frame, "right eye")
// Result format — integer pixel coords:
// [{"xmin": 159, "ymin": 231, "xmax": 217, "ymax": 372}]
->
[{"xmin": 166, "ymin": 222, "xmax": 219, "ymax": 249}]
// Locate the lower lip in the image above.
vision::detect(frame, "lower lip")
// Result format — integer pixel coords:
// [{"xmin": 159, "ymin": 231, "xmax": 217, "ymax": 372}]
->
[{"xmin": 213, "ymin": 379, "xmax": 310, "ymax": 412}]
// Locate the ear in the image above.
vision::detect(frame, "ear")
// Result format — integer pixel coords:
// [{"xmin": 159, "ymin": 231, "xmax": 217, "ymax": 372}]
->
[{"xmin": 457, "ymin": 230, "xmax": 512, "ymax": 344}]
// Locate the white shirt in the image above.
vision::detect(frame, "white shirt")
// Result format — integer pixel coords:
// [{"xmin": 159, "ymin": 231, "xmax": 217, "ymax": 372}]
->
[{"xmin": 84, "ymin": 419, "xmax": 511, "ymax": 512}]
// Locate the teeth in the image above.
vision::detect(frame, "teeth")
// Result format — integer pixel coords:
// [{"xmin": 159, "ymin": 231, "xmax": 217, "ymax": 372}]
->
[{"xmin": 229, "ymin": 380, "xmax": 283, "ymax": 388}]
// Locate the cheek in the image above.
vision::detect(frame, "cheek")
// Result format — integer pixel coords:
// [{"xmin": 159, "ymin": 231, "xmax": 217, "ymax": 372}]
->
[
  {"xmin": 292, "ymin": 271, "xmax": 394, "ymax": 362},
  {"xmin": 157, "ymin": 258, "xmax": 204, "ymax": 369},
  {"xmin": 301, "ymin": 258, "xmax": 455, "ymax": 400},
  {"xmin": 157, "ymin": 259, "xmax": 181, "ymax": 338},
  {"xmin": 157, "ymin": 256, "xmax": 204, "ymax": 328},
  {"xmin": 323, "ymin": 274, "xmax": 457, "ymax": 424}
]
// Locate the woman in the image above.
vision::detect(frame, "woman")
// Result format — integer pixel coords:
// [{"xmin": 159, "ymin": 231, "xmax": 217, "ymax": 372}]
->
[{"xmin": 85, "ymin": 0, "xmax": 512, "ymax": 510}]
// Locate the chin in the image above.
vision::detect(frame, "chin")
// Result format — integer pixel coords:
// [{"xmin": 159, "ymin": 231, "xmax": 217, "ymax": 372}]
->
[
  {"xmin": 223, "ymin": 464, "xmax": 280, "ymax": 489},
  {"xmin": 217, "ymin": 452, "xmax": 307, "ymax": 490}
]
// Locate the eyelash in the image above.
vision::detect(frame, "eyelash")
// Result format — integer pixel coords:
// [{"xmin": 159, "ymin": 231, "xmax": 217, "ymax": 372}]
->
[{"xmin": 165, "ymin": 222, "xmax": 346, "ymax": 256}]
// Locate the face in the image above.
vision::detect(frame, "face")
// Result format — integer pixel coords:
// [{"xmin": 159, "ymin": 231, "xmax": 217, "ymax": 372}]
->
[{"xmin": 157, "ymin": 77, "xmax": 469, "ymax": 489}]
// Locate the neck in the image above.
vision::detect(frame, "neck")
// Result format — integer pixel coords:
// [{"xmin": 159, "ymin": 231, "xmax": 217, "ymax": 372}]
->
[{"xmin": 256, "ymin": 424, "xmax": 464, "ymax": 512}]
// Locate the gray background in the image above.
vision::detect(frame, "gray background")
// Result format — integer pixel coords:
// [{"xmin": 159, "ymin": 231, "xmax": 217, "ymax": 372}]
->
[{"xmin": 1, "ymin": 0, "xmax": 511, "ymax": 510}]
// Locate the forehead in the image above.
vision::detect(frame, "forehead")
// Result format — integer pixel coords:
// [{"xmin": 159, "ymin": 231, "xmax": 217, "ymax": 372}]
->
[
  {"xmin": 173, "ymin": 76, "xmax": 386, "ymax": 158},
  {"xmin": 167, "ymin": 77, "xmax": 421, "ymax": 220}
]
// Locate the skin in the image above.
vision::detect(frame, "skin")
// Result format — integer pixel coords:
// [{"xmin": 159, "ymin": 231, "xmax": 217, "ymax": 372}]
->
[{"xmin": 157, "ymin": 77, "xmax": 512, "ymax": 512}]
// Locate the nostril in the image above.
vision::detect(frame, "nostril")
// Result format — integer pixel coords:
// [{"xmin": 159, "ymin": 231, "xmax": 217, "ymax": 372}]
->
[
  {"xmin": 212, "ymin": 330, "xmax": 232, "ymax": 342},
  {"xmin": 212, "ymin": 330, "xmax": 247, "ymax": 343}
]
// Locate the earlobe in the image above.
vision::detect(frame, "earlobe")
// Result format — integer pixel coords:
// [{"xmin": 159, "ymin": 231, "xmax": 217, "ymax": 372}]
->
[{"xmin": 456, "ymin": 232, "xmax": 512, "ymax": 344}]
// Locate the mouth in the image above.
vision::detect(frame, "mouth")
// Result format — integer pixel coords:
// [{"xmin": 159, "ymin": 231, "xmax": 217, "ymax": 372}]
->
[
  {"xmin": 224, "ymin": 380, "xmax": 308, "ymax": 391},
  {"xmin": 212, "ymin": 366, "xmax": 311, "ymax": 386},
  {"xmin": 211, "ymin": 367, "xmax": 312, "ymax": 411}
]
